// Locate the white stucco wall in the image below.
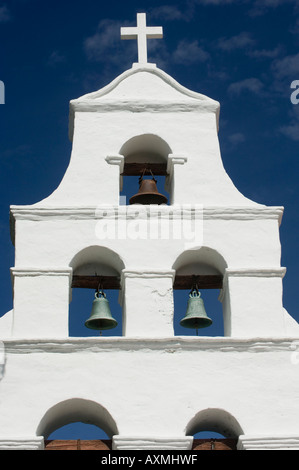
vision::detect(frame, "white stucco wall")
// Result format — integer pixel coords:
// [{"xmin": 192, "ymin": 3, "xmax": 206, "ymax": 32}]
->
[{"xmin": 1, "ymin": 338, "xmax": 299, "ymax": 445}]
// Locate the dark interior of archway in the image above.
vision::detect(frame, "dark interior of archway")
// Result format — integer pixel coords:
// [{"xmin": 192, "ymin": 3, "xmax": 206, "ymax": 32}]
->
[{"xmin": 120, "ymin": 161, "xmax": 169, "ymax": 205}]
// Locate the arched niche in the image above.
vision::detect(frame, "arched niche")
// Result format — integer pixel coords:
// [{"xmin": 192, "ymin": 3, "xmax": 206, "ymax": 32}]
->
[
  {"xmin": 119, "ymin": 134, "xmax": 172, "ymax": 205},
  {"xmin": 172, "ymin": 247, "xmax": 227, "ymax": 336},
  {"xmin": 36, "ymin": 398, "xmax": 119, "ymax": 440},
  {"xmin": 173, "ymin": 246, "xmax": 227, "ymax": 277},
  {"xmin": 69, "ymin": 246, "xmax": 125, "ymax": 337},
  {"xmin": 185, "ymin": 408, "xmax": 243, "ymax": 439}
]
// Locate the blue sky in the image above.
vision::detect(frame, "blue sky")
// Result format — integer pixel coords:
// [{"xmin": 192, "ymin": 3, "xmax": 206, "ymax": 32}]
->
[{"xmin": 0, "ymin": 0, "xmax": 299, "ymax": 439}]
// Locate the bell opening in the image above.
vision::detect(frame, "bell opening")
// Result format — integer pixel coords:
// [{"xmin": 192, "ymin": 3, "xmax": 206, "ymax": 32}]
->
[
  {"xmin": 85, "ymin": 317, "xmax": 118, "ymax": 331},
  {"xmin": 180, "ymin": 316, "xmax": 213, "ymax": 330}
]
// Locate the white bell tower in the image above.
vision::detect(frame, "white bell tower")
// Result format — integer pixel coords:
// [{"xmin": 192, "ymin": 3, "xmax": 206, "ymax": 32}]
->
[{"xmin": 1, "ymin": 13, "xmax": 299, "ymax": 451}]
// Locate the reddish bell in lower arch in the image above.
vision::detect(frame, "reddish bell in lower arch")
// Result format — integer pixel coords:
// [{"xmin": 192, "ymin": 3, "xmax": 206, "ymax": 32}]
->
[{"xmin": 129, "ymin": 177, "xmax": 168, "ymax": 205}]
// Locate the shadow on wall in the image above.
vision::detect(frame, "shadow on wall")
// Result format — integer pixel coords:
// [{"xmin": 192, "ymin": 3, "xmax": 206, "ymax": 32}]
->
[
  {"xmin": 36, "ymin": 398, "xmax": 118, "ymax": 441},
  {"xmin": 185, "ymin": 408, "xmax": 244, "ymax": 440}
]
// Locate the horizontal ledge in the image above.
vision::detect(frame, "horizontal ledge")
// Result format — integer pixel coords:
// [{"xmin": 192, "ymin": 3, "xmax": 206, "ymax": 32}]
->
[
  {"xmin": 0, "ymin": 437, "xmax": 44, "ymax": 450},
  {"xmin": 10, "ymin": 206, "xmax": 284, "ymax": 221},
  {"xmin": 69, "ymin": 101, "xmax": 218, "ymax": 114},
  {"xmin": 3, "ymin": 337, "xmax": 298, "ymax": 355},
  {"xmin": 238, "ymin": 435, "xmax": 299, "ymax": 450},
  {"xmin": 225, "ymin": 268, "xmax": 286, "ymax": 278},
  {"xmin": 112, "ymin": 436, "xmax": 193, "ymax": 450},
  {"xmin": 11, "ymin": 267, "xmax": 73, "ymax": 277}
]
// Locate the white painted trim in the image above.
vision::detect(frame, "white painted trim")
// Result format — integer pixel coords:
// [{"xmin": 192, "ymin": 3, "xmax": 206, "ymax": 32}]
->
[
  {"xmin": 238, "ymin": 435, "xmax": 299, "ymax": 450},
  {"xmin": 121, "ymin": 268, "xmax": 176, "ymax": 280},
  {"xmin": 10, "ymin": 267, "xmax": 73, "ymax": 277},
  {"xmin": 68, "ymin": 66, "xmax": 220, "ymax": 140},
  {"xmin": 10, "ymin": 205, "xmax": 284, "ymax": 222},
  {"xmin": 219, "ymin": 267, "xmax": 286, "ymax": 302},
  {"xmin": 105, "ymin": 155, "xmax": 125, "ymax": 191},
  {"xmin": 70, "ymin": 66, "xmax": 219, "ymax": 107},
  {"xmin": 3, "ymin": 337, "xmax": 299, "ymax": 354},
  {"xmin": 0, "ymin": 437, "xmax": 44, "ymax": 450},
  {"xmin": 165, "ymin": 154, "xmax": 188, "ymax": 194},
  {"xmin": 105, "ymin": 154, "xmax": 125, "ymax": 172},
  {"xmin": 112, "ymin": 436, "xmax": 193, "ymax": 450},
  {"xmin": 10, "ymin": 267, "xmax": 73, "ymax": 301},
  {"xmin": 225, "ymin": 267, "xmax": 286, "ymax": 278}
]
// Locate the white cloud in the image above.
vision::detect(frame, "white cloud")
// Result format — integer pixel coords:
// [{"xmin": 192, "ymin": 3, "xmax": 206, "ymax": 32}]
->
[
  {"xmin": 172, "ymin": 39, "xmax": 209, "ymax": 65},
  {"xmin": 272, "ymin": 53, "xmax": 299, "ymax": 80},
  {"xmin": 149, "ymin": 5, "xmax": 193, "ymax": 21},
  {"xmin": 191, "ymin": 0, "xmax": 299, "ymax": 16},
  {"xmin": 196, "ymin": 0, "xmax": 235, "ymax": 4},
  {"xmin": 217, "ymin": 32, "xmax": 256, "ymax": 52},
  {"xmin": 248, "ymin": 45, "xmax": 283, "ymax": 59},
  {"xmin": 249, "ymin": 0, "xmax": 299, "ymax": 16},
  {"xmin": 46, "ymin": 51, "xmax": 65, "ymax": 67},
  {"xmin": 0, "ymin": 5, "xmax": 11, "ymax": 23},
  {"xmin": 227, "ymin": 78, "xmax": 264, "ymax": 96},
  {"xmin": 84, "ymin": 19, "xmax": 124, "ymax": 63},
  {"xmin": 228, "ymin": 133, "xmax": 246, "ymax": 146}
]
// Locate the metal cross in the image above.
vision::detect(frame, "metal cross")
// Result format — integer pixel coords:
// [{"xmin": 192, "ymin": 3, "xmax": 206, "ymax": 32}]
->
[{"xmin": 121, "ymin": 13, "xmax": 163, "ymax": 64}]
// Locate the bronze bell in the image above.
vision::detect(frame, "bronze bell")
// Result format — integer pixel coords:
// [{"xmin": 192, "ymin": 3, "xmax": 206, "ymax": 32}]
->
[
  {"xmin": 180, "ymin": 288, "xmax": 213, "ymax": 334},
  {"xmin": 85, "ymin": 290, "xmax": 118, "ymax": 331},
  {"xmin": 129, "ymin": 173, "xmax": 168, "ymax": 205}
]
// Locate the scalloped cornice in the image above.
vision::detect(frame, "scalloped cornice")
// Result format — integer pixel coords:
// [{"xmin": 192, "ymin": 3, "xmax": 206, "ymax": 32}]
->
[{"xmin": 68, "ymin": 65, "xmax": 220, "ymax": 139}]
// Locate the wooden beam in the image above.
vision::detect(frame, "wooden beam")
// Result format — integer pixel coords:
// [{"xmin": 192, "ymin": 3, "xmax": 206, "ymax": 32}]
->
[
  {"xmin": 173, "ymin": 275, "xmax": 223, "ymax": 290},
  {"xmin": 122, "ymin": 162, "xmax": 168, "ymax": 176},
  {"xmin": 72, "ymin": 275, "xmax": 120, "ymax": 290},
  {"xmin": 71, "ymin": 274, "xmax": 223, "ymax": 290}
]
